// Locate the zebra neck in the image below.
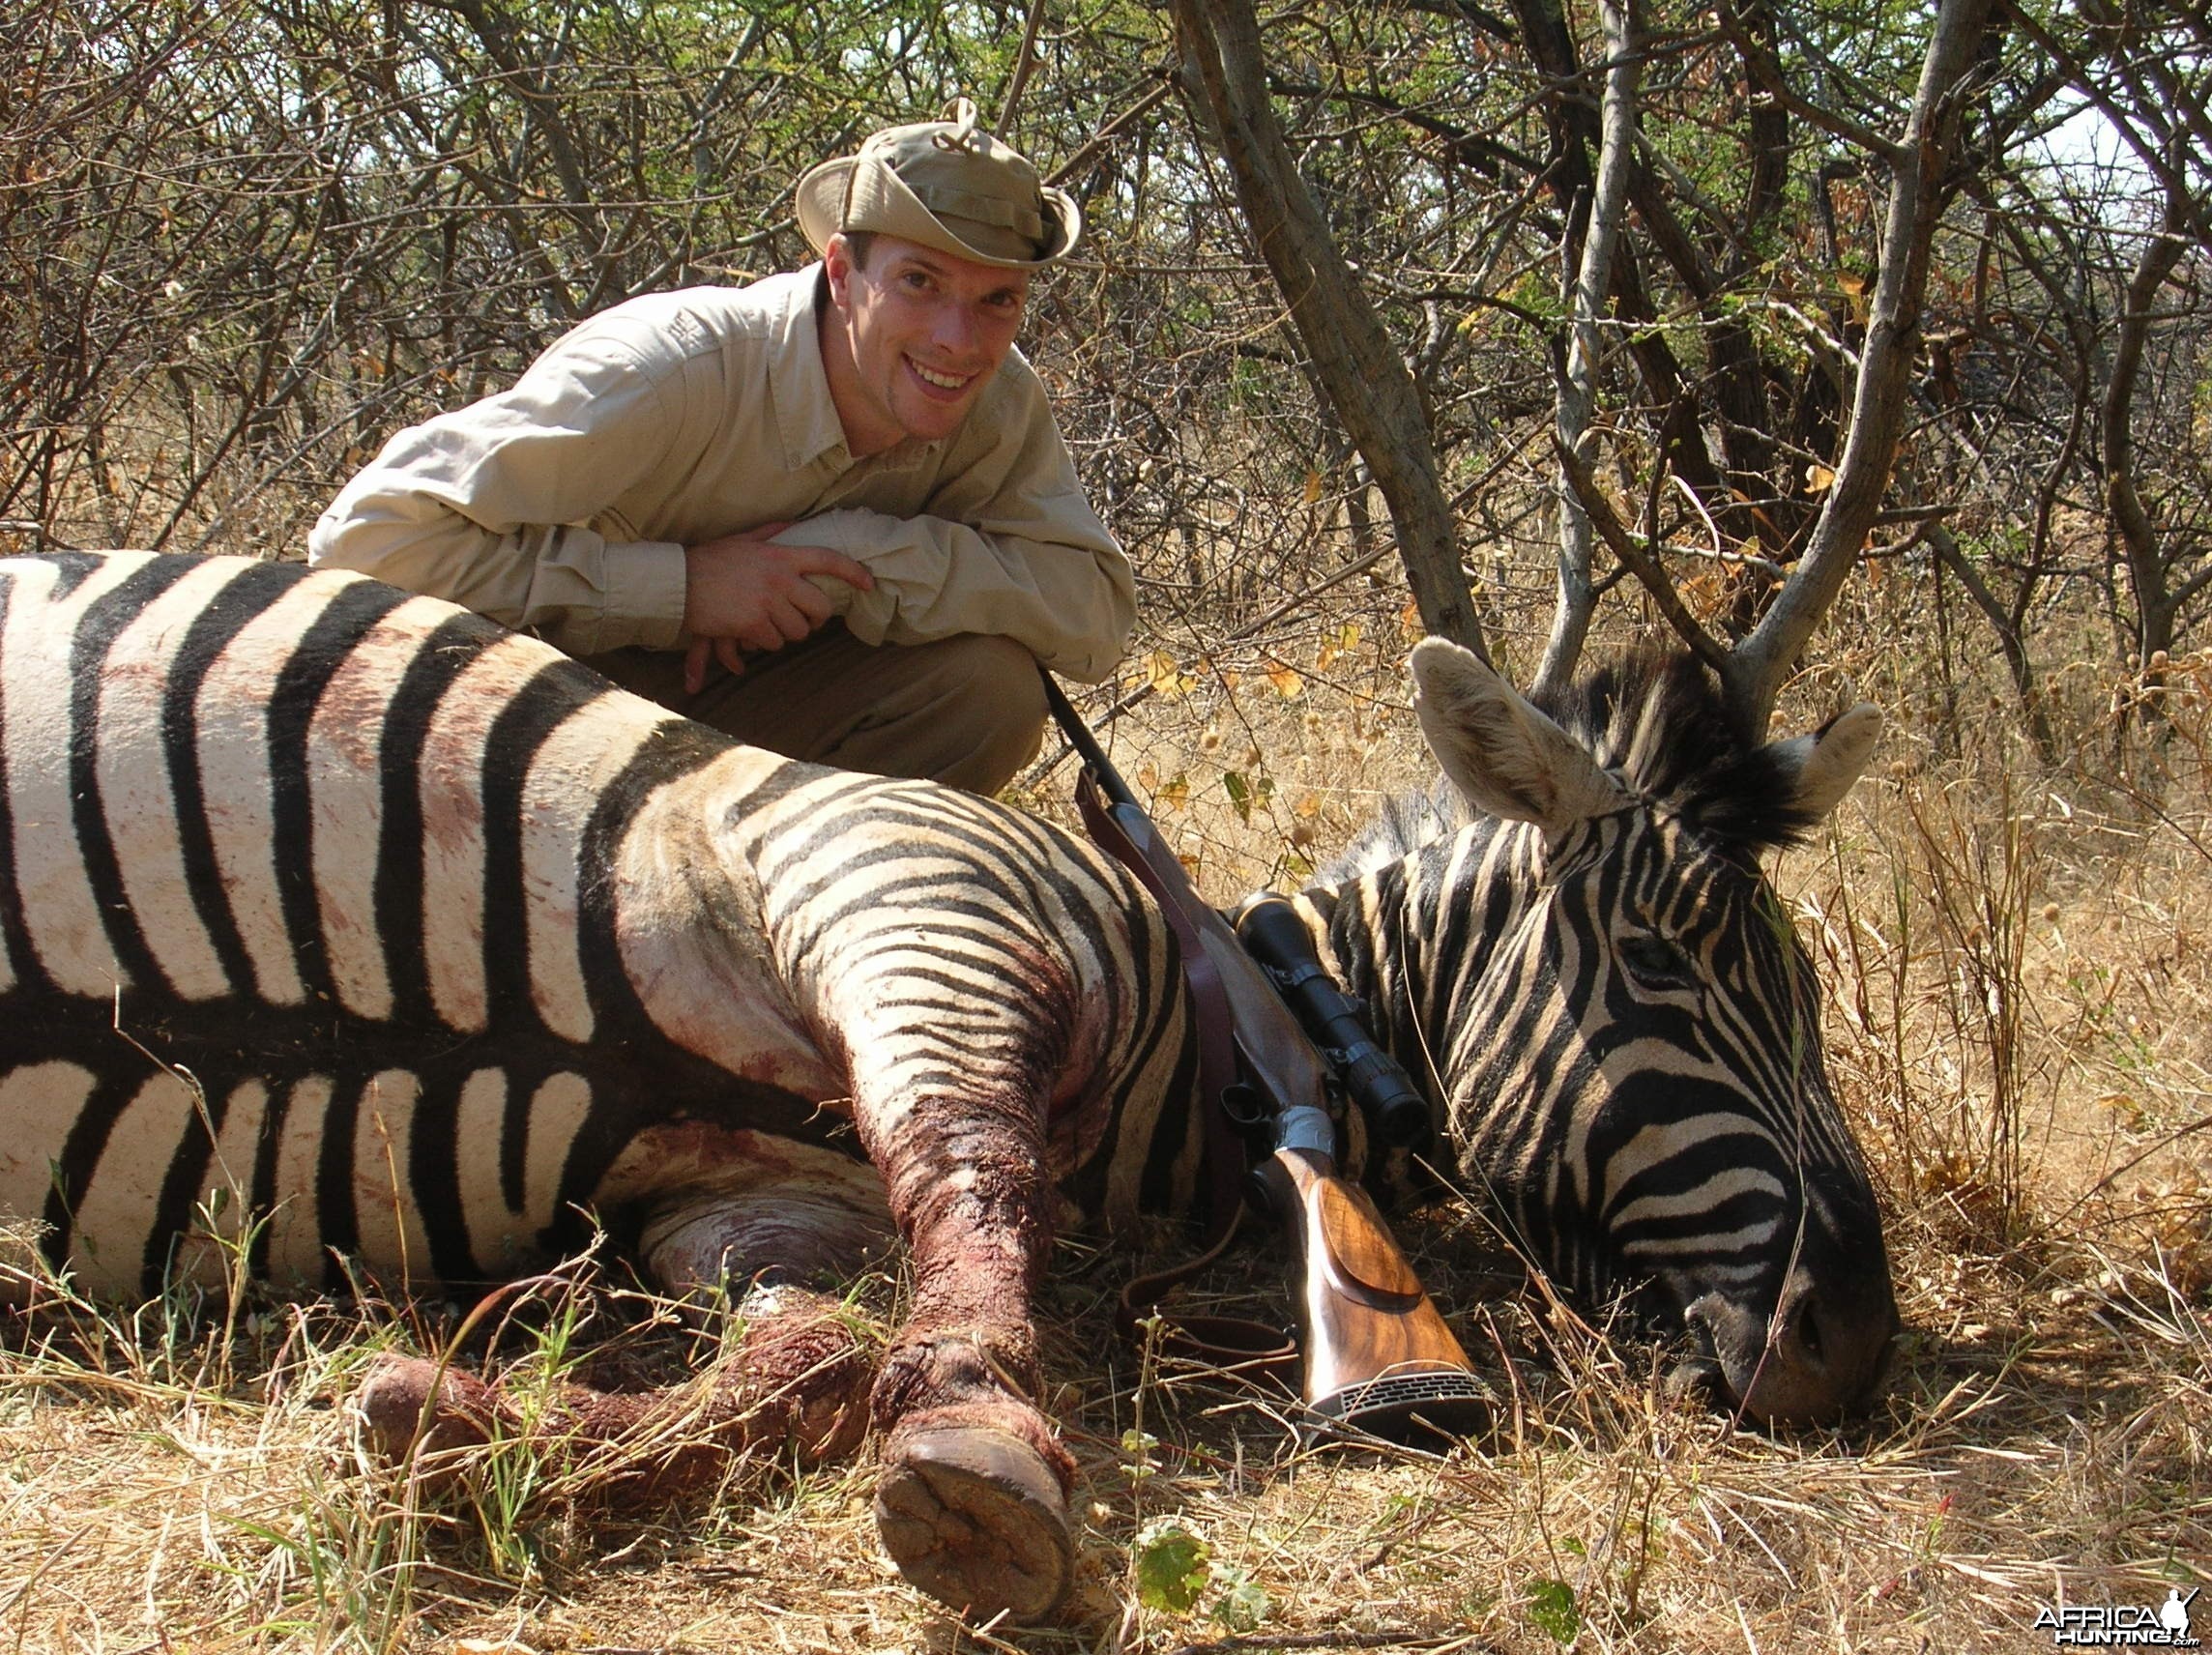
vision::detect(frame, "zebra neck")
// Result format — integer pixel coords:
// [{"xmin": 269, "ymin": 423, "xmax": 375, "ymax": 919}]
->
[{"xmin": 1316, "ymin": 819, "xmax": 1541, "ymax": 1099}]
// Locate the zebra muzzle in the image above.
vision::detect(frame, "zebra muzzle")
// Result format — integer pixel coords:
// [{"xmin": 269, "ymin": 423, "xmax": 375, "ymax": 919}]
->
[{"xmin": 1680, "ymin": 1262, "xmax": 1900, "ymax": 1426}]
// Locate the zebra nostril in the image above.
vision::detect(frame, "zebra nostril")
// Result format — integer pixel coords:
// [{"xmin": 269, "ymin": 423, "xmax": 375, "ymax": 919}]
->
[
  {"xmin": 1682, "ymin": 1267, "xmax": 1895, "ymax": 1423},
  {"xmin": 1793, "ymin": 1295, "xmax": 1825, "ymax": 1366}
]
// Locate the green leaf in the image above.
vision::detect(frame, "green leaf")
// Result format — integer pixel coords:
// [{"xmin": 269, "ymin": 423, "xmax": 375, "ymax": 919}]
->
[
  {"xmin": 1223, "ymin": 769, "xmax": 1251, "ymax": 822},
  {"xmin": 1119, "ymin": 1426, "xmax": 1158, "ymax": 1481},
  {"xmin": 1210, "ymin": 1567, "xmax": 1272, "ymax": 1632},
  {"xmin": 1527, "ymin": 1577, "xmax": 1580, "ymax": 1643},
  {"xmin": 1133, "ymin": 1518, "xmax": 1209, "ymax": 1612}
]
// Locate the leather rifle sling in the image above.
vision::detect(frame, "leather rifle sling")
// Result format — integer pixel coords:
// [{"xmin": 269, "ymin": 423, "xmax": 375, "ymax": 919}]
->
[{"xmin": 1074, "ymin": 769, "xmax": 1300, "ymax": 1389}]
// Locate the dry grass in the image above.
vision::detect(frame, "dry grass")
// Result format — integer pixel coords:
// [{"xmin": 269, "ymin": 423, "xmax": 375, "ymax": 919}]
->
[{"xmin": 6, "ymin": 604, "xmax": 2210, "ymax": 1653}]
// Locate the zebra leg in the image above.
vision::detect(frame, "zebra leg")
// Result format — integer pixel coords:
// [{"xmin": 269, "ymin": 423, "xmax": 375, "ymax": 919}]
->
[
  {"xmin": 351, "ymin": 1318, "xmax": 874, "ymax": 1499},
  {"xmin": 351, "ymin": 1284, "xmax": 871, "ymax": 1502},
  {"xmin": 857, "ymin": 1077, "xmax": 1077, "ymax": 1624},
  {"xmin": 353, "ymin": 1184, "xmax": 890, "ymax": 1495},
  {"xmin": 633, "ymin": 1178, "xmax": 892, "ymax": 1465}
]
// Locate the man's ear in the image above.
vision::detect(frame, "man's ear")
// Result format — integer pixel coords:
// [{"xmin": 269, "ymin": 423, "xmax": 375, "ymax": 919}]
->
[{"xmin": 822, "ymin": 232, "xmax": 855, "ymax": 306}]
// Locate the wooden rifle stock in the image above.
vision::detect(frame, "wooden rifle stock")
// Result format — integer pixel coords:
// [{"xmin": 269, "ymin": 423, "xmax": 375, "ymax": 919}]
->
[
  {"xmin": 1250, "ymin": 1105, "xmax": 1491, "ymax": 1439},
  {"xmin": 1041, "ymin": 675, "xmax": 1490, "ymax": 1444}
]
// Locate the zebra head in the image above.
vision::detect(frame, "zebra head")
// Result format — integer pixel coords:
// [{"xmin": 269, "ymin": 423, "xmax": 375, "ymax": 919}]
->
[{"xmin": 1322, "ymin": 639, "xmax": 1897, "ymax": 1425}]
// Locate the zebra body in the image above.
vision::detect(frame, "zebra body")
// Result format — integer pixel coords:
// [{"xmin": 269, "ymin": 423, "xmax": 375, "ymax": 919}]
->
[
  {"xmin": 0, "ymin": 550, "xmax": 1897, "ymax": 1618},
  {"xmin": 0, "ymin": 550, "xmax": 1198, "ymax": 1309}
]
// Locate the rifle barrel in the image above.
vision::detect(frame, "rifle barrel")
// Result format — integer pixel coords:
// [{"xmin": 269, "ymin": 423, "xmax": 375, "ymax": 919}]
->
[{"xmin": 1039, "ymin": 671, "xmax": 1140, "ymax": 810}]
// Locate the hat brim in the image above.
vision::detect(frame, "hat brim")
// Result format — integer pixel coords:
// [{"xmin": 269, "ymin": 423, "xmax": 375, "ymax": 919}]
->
[{"xmin": 795, "ymin": 153, "xmax": 1081, "ymax": 271}]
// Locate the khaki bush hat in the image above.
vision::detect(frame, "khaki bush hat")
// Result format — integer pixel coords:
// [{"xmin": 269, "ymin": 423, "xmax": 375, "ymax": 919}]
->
[{"xmin": 796, "ymin": 99, "xmax": 1081, "ymax": 271}]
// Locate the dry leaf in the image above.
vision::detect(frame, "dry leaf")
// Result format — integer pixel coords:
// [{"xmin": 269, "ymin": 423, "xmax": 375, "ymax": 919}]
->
[
  {"xmin": 1146, "ymin": 650, "xmax": 1194, "ymax": 700},
  {"xmin": 1315, "ymin": 621, "xmax": 1361, "ymax": 672}
]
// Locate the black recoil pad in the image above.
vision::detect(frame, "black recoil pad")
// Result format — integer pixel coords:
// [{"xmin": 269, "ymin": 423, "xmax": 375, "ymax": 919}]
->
[{"xmin": 1233, "ymin": 893, "xmax": 1433, "ymax": 1150}]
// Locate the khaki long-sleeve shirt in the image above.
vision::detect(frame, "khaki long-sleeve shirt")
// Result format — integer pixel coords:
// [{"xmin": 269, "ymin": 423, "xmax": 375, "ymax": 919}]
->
[{"xmin": 307, "ymin": 268, "xmax": 1134, "ymax": 682}]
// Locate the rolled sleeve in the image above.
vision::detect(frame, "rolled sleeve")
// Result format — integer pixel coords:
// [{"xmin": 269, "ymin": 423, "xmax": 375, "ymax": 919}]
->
[
  {"xmin": 778, "ymin": 361, "xmax": 1134, "ymax": 682},
  {"xmin": 796, "ymin": 507, "xmax": 1131, "ymax": 682},
  {"xmin": 517, "ymin": 536, "xmax": 691, "ymax": 654},
  {"xmin": 308, "ymin": 324, "xmax": 693, "ymax": 655}
]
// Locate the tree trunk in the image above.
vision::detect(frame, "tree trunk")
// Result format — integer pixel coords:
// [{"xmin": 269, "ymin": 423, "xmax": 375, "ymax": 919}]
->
[
  {"xmin": 2105, "ymin": 194, "xmax": 2186, "ymax": 719},
  {"xmin": 1925, "ymin": 523, "xmax": 2056, "ymax": 763},
  {"xmin": 1168, "ymin": 0, "xmax": 1486, "ymax": 659},
  {"xmin": 1533, "ymin": 0, "xmax": 1640, "ymax": 699}
]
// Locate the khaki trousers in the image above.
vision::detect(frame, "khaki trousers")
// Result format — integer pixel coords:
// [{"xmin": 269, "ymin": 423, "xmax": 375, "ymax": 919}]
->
[{"xmin": 581, "ymin": 623, "xmax": 1048, "ymax": 796}]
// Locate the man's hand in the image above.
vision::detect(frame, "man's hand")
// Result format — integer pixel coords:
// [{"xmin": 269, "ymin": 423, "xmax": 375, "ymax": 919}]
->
[{"xmin": 682, "ymin": 524, "xmax": 875, "ymax": 694}]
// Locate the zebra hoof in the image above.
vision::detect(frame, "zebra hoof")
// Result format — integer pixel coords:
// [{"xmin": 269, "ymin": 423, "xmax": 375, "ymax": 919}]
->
[
  {"xmin": 875, "ymin": 1423, "xmax": 1074, "ymax": 1623},
  {"xmin": 350, "ymin": 1354, "xmax": 498, "ymax": 1463}
]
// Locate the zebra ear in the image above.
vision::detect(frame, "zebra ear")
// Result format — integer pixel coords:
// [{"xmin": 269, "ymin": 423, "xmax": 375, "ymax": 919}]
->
[
  {"xmin": 1766, "ymin": 703, "xmax": 1882, "ymax": 822},
  {"xmin": 1410, "ymin": 638, "xmax": 1629, "ymax": 832}
]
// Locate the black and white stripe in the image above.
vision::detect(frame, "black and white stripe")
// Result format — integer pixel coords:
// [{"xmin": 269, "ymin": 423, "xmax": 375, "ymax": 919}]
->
[{"xmin": 0, "ymin": 551, "xmax": 1198, "ymax": 1299}]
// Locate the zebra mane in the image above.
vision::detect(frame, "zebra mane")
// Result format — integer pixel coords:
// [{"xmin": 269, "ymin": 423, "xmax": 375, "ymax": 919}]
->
[{"xmin": 1331, "ymin": 649, "xmax": 1823, "ymax": 877}]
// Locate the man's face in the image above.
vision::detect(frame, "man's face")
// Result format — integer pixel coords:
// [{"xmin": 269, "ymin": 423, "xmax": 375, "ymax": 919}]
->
[{"xmin": 822, "ymin": 233, "xmax": 1032, "ymax": 455}]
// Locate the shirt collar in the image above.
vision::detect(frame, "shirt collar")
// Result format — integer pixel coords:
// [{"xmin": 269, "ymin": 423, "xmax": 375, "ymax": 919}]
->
[{"xmin": 764, "ymin": 265, "xmax": 849, "ymax": 471}]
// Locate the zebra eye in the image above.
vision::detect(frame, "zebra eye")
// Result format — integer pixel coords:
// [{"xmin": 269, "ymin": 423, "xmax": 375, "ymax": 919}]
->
[{"xmin": 1617, "ymin": 931, "xmax": 1691, "ymax": 984}]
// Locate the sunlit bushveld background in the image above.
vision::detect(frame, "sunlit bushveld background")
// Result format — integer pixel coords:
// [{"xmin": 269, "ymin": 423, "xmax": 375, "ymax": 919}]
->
[{"xmin": 4, "ymin": 2, "xmax": 2208, "ymax": 1650}]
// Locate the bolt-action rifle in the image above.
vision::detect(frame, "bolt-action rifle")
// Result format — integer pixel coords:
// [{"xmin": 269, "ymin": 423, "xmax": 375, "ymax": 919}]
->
[{"xmin": 1041, "ymin": 674, "xmax": 1490, "ymax": 1444}]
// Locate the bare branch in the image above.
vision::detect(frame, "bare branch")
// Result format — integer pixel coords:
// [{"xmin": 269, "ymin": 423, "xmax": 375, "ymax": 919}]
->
[
  {"xmin": 1730, "ymin": 0, "xmax": 2000, "ymax": 731},
  {"xmin": 996, "ymin": 0, "xmax": 1050, "ymax": 134},
  {"xmin": 1712, "ymin": 0, "xmax": 1906, "ymax": 164},
  {"xmin": 1533, "ymin": 0, "xmax": 1640, "ymax": 698},
  {"xmin": 1556, "ymin": 439, "xmax": 1732, "ymax": 676},
  {"xmin": 1167, "ymin": 0, "xmax": 1487, "ymax": 659}
]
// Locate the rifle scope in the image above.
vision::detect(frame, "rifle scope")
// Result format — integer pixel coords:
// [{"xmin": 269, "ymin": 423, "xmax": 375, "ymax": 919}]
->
[{"xmin": 1232, "ymin": 893, "xmax": 1433, "ymax": 1151}]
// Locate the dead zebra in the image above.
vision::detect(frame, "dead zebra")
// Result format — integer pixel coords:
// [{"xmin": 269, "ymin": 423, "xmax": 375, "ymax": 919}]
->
[{"xmin": 0, "ymin": 552, "xmax": 1899, "ymax": 1619}]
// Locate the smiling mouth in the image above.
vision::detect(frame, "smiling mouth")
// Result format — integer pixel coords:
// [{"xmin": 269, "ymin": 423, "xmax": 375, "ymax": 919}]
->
[{"xmin": 907, "ymin": 357, "xmax": 974, "ymax": 394}]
